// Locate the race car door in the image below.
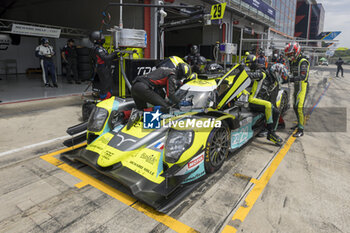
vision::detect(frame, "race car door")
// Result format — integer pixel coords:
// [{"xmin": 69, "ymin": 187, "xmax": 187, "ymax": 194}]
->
[{"xmin": 216, "ymin": 64, "xmax": 251, "ymax": 110}]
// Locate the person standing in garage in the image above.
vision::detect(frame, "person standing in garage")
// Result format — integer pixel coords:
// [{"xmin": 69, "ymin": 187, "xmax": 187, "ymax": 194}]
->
[
  {"xmin": 35, "ymin": 38, "xmax": 58, "ymax": 87},
  {"xmin": 257, "ymin": 51, "xmax": 268, "ymax": 68},
  {"xmin": 61, "ymin": 39, "xmax": 80, "ymax": 84},
  {"xmin": 90, "ymin": 31, "xmax": 119, "ymax": 99},
  {"xmin": 185, "ymin": 45, "xmax": 207, "ymax": 73}
]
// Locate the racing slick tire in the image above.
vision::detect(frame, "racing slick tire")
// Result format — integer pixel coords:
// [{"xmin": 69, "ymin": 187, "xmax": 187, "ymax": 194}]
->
[
  {"xmin": 279, "ymin": 91, "xmax": 289, "ymax": 116},
  {"xmin": 204, "ymin": 122, "xmax": 230, "ymax": 174}
]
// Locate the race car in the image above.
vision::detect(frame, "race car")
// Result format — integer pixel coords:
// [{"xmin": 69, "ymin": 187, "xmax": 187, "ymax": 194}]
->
[{"xmin": 63, "ymin": 63, "xmax": 289, "ymax": 212}]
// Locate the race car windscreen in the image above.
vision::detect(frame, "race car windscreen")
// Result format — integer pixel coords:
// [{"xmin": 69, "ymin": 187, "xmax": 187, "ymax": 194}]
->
[{"xmin": 176, "ymin": 89, "xmax": 214, "ymax": 109}]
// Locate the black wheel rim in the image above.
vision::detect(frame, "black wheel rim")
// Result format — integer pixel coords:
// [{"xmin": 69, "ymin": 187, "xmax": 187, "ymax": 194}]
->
[{"xmin": 209, "ymin": 128, "xmax": 229, "ymax": 167}]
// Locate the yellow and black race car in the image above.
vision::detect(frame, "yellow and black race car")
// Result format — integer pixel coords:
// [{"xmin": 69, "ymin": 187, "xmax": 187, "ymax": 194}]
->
[{"xmin": 63, "ymin": 63, "xmax": 289, "ymax": 212}]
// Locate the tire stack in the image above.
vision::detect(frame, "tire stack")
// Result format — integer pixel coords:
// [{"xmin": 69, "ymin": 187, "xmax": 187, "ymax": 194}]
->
[{"xmin": 77, "ymin": 47, "xmax": 92, "ymax": 81}]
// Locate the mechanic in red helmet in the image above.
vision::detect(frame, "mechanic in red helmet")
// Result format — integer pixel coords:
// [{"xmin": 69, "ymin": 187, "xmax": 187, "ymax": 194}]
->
[{"xmin": 284, "ymin": 42, "xmax": 309, "ymax": 137}]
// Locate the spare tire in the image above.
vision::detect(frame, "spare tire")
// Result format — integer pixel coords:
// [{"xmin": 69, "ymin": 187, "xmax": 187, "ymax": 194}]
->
[
  {"xmin": 78, "ymin": 56, "xmax": 90, "ymax": 63},
  {"xmin": 79, "ymin": 71, "xmax": 93, "ymax": 81},
  {"xmin": 78, "ymin": 63, "xmax": 92, "ymax": 71}
]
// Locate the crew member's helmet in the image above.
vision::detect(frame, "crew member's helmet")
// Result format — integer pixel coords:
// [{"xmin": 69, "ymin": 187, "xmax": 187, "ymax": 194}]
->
[
  {"xmin": 190, "ymin": 45, "xmax": 199, "ymax": 55},
  {"xmin": 41, "ymin": 38, "xmax": 49, "ymax": 44},
  {"xmin": 284, "ymin": 42, "xmax": 301, "ymax": 61},
  {"xmin": 176, "ymin": 62, "xmax": 192, "ymax": 80},
  {"xmin": 89, "ymin": 31, "xmax": 105, "ymax": 45},
  {"xmin": 244, "ymin": 54, "xmax": 258, "ymax": 71},
  {"xmin": 206, "ymin": 63, "xmax": 223, "ymax": 73},
  {"xmin": 270, "ymin": 63, "xmax": 288, "ymax": 83}
]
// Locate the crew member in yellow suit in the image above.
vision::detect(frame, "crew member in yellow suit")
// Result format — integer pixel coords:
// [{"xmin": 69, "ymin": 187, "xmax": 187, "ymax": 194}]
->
[
  {"xmin": 244, "ymin": 54, "xmax": 283, "ymax": 145},
  {"xmin": 284, "ymin": 42, "xmax": 309, "ymax": 137}
]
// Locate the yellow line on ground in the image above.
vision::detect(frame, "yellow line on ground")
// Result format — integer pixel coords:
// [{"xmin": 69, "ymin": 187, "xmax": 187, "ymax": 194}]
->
[
  {"xmin": 132, "ymin": 202, "xmax": 199, "ymax": 233},
  {"xmin": 222, "ymin": 76, "xmax": 333, "ymax": 232},
  {"xmin": 75, "ymin": 181, "xmax": 88, "ymax": 188},
  {"xmin": 221, "ymin": 136, "xmax": 297, "ymax": 233},
  {"xmin": 40, "ymin": 145, "xmax": 198, "ymax": 233},
  {"xmin": 221, "ymin": 225, "xmax": 236, "ymax": 233},
  {"xmin": 40, "ymin": 142, "xmax": 87, "ymax": 162}
]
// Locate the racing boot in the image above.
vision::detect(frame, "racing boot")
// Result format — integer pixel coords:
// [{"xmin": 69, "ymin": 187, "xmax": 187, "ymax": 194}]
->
[
  {"xmin": 290, "ymin": 125, "xmax": 298, "ymax": 130},
  {"xmin": 266, "ymin": 124, "xmax": 283, "ymax": 146},
  {"xmin": 293, "ymin": 128, "xmax": 304, "ymax": 137},
  {"xmin": 257, "ymin": 128, "xmax": 268, "ymax": 137}
]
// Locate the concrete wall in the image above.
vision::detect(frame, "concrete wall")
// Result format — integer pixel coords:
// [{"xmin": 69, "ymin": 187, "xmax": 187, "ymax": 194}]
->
[
  {"xmin": 0, "ymin": 36, "xmax": 40, "ymax": 74},
  {"xmin": 0, "ymin": 36, "xmax": 74, "ymax": 75}
]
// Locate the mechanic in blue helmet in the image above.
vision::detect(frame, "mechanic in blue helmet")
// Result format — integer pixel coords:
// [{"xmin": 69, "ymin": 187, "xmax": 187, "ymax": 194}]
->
[
  {"xmin": 89, "ymin": 31, "xmax": 119, "ymax": 100},
  {"xmin": 35, "ymin": 38, "xmax": 58, "ymax": 87}
]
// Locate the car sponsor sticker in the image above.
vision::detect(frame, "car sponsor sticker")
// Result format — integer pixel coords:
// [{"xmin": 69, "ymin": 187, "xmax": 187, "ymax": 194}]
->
[
  {"xmin": 188, "ymin": 154, "xmax": 204, "ymax": 169},
  {"xmin": 176, "ymin": 152, "xmax": 205, "ymax": 176},
  {"xmin": 231, "ymin": 122, "xmax": 253, "ymax": 149}
]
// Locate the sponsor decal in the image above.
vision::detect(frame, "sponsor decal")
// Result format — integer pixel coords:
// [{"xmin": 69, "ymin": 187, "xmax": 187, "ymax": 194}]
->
[
  {"xmin": 11, "ymin": 23, "xmax": 61, "ymax": 38},
  {"xmin": 176, "ymin": 152, "xmax": 205, "ymax": 176},
  {"xmin": 231, "ymin": 122, "xmax": 253, "ymax": 149},
  {"xmin": 130, "ymin": 161, "xmax": 155, "ymax": 176},
  {"xmin": 0, "ymin": 34, "xmax": 11, "ymax": 50},
  {"xmin": 140, "ymin": 153, "xmax": 157, "ymax": 165},
  {"xmin": 188, "ymin": 154, "xmax": 204, "ymax": 169},
  {"xmin": 136, "ymin": 66, "xmax": 156, "ymax": 76},
  {"xmin": 101, "ymin": 150, "xmax": 114, "ymax": 161}
]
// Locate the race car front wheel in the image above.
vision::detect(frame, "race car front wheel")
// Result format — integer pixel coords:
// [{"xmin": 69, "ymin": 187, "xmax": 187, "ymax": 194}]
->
[{"xmin": 204, "ymin": 123, "xmax": 230, "ymax": 174}]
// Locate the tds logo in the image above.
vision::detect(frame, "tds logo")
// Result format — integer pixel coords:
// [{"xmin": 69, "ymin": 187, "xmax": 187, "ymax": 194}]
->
[
  {"xmin": 143, "ymin": 109, "xmax": 162, "ymax": 129},
  {"xmin": 137, "ymin": 66, "xmax": 156, "ymax": 76}
]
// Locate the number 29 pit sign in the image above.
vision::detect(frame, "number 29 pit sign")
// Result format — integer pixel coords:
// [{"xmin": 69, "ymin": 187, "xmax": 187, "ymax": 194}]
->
[{"xmin": 210, "ymin": 3, "xmax": 226, "ymax": 20}]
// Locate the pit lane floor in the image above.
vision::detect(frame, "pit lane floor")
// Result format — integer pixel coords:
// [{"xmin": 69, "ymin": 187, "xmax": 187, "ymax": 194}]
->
[{"xmin": 0, "ymin": 68, "xmax": 348, "ymax": 233}]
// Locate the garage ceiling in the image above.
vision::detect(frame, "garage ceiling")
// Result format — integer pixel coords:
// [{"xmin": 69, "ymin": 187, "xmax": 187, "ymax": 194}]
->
[{"xmin": 1, "ymin": 0, "xmax": 144, "ymax": 31}]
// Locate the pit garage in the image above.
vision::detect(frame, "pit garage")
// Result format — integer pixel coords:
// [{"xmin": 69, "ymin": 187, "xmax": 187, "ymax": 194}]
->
[{"xmin": 0, "ymin": 1, "xmax": 350, "ymax": 233}]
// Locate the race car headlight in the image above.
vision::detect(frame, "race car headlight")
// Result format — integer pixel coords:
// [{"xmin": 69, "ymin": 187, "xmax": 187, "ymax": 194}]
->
[
  {"xmin": 87, "ymin": 107, "xmax": 109, "ymax": 132},
  {"xmin": 164, "ymin": 129, "xmax": 194, "ymax": 163}
]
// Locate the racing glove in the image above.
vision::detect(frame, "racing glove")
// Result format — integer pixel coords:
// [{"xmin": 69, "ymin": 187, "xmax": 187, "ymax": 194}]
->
[{"xmin": 247, "ymin": 71, "xmax": 264, "ymax": 81}]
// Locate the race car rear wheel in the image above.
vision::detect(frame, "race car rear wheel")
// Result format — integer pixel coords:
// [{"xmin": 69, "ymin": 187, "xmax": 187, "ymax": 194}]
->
[
  {"xmin": 279, "ymin": 91, "xmax": 289, "ymax": 116},
  {"xmin": 204, "ymin": 123, "xmax": 230, "ymax": 174}
]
